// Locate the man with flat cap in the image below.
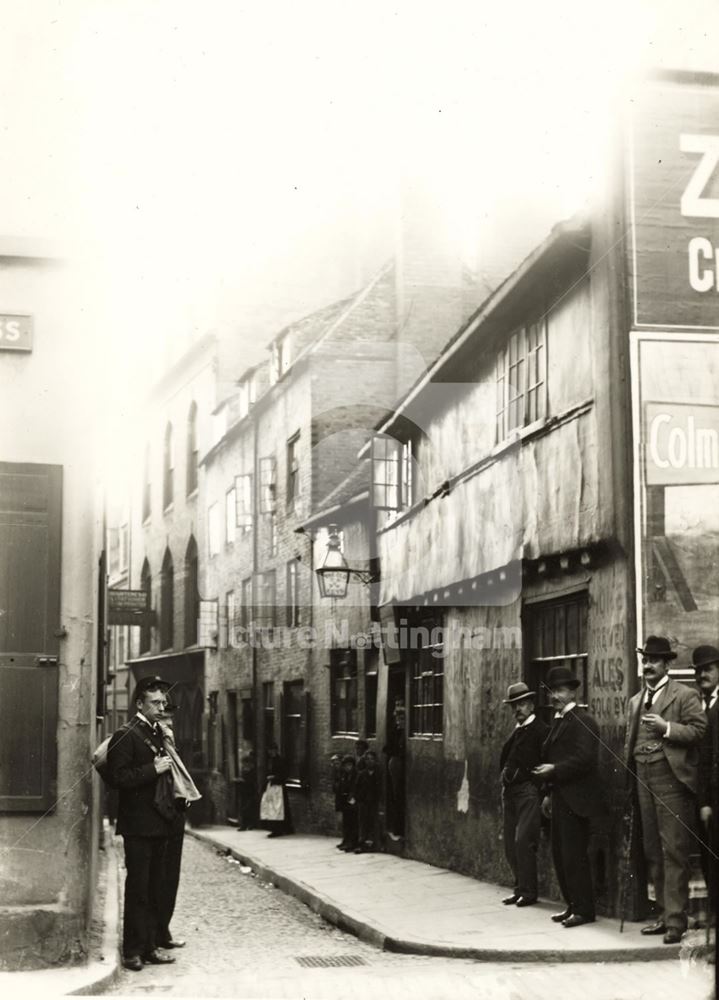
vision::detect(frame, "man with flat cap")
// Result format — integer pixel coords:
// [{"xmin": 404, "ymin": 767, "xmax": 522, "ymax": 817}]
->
[
  {"xmin": 107, "ymin": 676, "xmax": 177, "ymax": 972},
  {"xmin": 695, "ymin": 644, "xmax": 719, "ymax": 918},
  {"xmin": 533, "ymin": 665, "xmax": 604, "ymax": 928},
  {"xmin": 499, "ymin": 682, "xmax": 549, "ymax": 907},
  {"xmin": 624, "ymin": 636, "xmax": 706, "ymax": 944}
]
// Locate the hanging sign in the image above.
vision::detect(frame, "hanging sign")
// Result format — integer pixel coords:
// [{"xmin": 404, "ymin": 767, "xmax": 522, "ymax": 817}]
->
[{"xmin": 0, "ymin": 315, "xmax": 32, "ymax": 352}]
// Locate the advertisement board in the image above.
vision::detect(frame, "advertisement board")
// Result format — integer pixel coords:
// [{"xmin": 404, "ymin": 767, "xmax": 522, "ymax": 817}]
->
[{"xmin": 629, "ymin": 74, "xmax": 719, "ymax": 330}]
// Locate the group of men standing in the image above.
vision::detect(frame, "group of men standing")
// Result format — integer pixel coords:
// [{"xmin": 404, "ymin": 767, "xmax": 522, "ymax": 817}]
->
[
  {"xmin": 108, "ymin": 675, "xmax": 199, "ymax": 972},
  {"xmin": 500, "ymin": 636, "xmax": 717, "ymax": 944}
]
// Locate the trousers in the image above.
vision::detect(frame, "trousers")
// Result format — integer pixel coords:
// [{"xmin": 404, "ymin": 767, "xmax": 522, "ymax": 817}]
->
[
  {"xmin": 636, "ymin": 756, "xmax": 696, "ymax": 932},
  {"xmin": 341, "ymin": 804, "xmax": 358, "ymax": 847},
  {"xmin": 502, "ymin": 782, "xmax": 541, "ymax": 899},
  {"xmin": 122, "ymin": 835, "xmax": 168, "ymax": 958},
  {"xmin": 550, "ymin": 793, "xmax": 595, "ymax": 919},
  {"xmin": 157, "ymin": 811, "xmax": 185, "ymax": 945}
]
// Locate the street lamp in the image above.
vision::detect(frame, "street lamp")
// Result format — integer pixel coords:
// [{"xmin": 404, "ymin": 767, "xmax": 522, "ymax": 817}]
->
[{"xmin": 315, "ymin": 524, "xmax": 378, "ymax": 599}]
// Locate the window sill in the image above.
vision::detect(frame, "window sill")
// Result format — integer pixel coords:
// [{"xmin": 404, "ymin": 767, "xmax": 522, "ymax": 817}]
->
[
  {"xmin": 186, "ymin": 488, "xmax": 198, "ymax": 502},
  {"xmin": 163, "ymin": 503, "xmax": 175, "ymax": 515},
  {"xmin": 492, "ymin": 416, "xmax": 549, "ymax": 457},
  {"xmin": 409, "ymin": 734, "xmax": 444, "ymax": 742},
  {"xmin": 331, "ymin": 733, "xmax": 360, "ymax": 740}
]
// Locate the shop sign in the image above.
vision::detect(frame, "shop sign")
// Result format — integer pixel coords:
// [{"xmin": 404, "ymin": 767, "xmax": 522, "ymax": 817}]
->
[
  {"xmin": 0, "ymin": 314, "xmax": 32, "ymax": 352},
  {"xmin": 645, "ymin": 401, "xmax": 719, "ymax": 486},
  {"xmin": 108, "ymin": 588, "xmax": 151, "ymax": 626},
  {"xmin": 629, "ymin": 75, "xmax": 719, "ymax": 330}
]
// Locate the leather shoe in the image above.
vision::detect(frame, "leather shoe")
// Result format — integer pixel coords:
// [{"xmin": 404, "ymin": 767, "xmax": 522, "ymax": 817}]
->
[
  {"xmin": 641, "ymin": 920, "xmax": 666, "ymax": 936},
  {"xmin": 122, "ymin": 955, "xmax": 143, "ymax": 972},
  {"xmin": 158, "ymin": 939, "xmax": 185, "ymax": 949},
  {"xmin": 143, "ymin": 950, "xmax": 176, "ymax": 965},
  {"xmin": 502, "ymin": 893, "xmax": 520, "ymax": 905},
  {"xmin": 562, "ymin": 914, "xmax": 595, "ymax": 928},
  {"xmin": 516, "ymin": 896, "xmax": 538, "ymax": 907},
  {"xmin": 663, "ymin": 929, "xmax": 683, "ymax": 945},
  {"xmin": 551, "ymin": 908, "xmax": 572, "ymax": 923}
]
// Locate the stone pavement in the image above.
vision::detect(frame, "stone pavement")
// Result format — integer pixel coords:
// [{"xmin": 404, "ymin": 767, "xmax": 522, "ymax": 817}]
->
[
  {"xmin": 190, "ymin": 826, "xmax": 709, "ymax": 964},
  {"xmin": 0, "ymin": 824, "xmax": 121, "ymax": 998},
  {"xmin": 104, "ymin": 833, "xmax": 714, "ymax": 1000}
]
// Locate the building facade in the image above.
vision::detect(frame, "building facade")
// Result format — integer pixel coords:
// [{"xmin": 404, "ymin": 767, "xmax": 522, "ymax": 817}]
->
[{"xmin": 0, "ymin": 243, "xmax": 103, "ymax": 969}]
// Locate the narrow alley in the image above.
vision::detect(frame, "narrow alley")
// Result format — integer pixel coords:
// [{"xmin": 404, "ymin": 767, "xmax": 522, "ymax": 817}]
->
[{"xmin": 103, "ymin": 835, "xmax": 713, "ymax": 999}]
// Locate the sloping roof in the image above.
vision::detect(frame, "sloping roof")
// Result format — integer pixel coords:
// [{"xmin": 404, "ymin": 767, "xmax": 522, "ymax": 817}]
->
[
  {"xmin": 267, "ymin": 295, "xmax": 354, "ymax": 354},
  {"xmin": 367, "ymin": 215, "xmax": 590, "ymax": 441}
]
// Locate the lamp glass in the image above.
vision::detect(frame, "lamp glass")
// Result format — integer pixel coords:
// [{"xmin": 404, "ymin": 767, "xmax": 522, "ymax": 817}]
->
[
  {"xmin": 317, "ymin": 524, "xmax": 350, "ymax": 599},
  {"xmin": 318, "ymin": 567, "xmax": 350, "ymax": 599}
]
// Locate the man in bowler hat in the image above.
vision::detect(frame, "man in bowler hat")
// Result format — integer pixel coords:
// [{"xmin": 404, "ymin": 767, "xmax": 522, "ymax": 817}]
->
[
  {"xmin": 625, "ymin": 636, "xmax": 706, "ymax": 944},
  {"xmin": 533, "ymin": 664, "xmax": 604, "ymax": 928},
  {"xmin": 107, "ymin": 676, "xmax": 177, "ymax": 971},
  {"xmin": 696, "ymin": 644, "xmax": 719, "ymax": 918},
  {"xmin": 499, "ymin": 682, "xmax": 549, "ymax": 907}
]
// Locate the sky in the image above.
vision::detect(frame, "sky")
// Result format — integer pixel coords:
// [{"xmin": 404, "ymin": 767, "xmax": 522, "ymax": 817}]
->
[{"xmin": 1, "ymin": 0, "xmax": 718, "ymax": 460}]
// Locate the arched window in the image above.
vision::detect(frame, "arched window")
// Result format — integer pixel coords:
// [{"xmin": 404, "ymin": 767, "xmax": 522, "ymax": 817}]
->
[
  {"xmin": 139, "ymin": 558, "xmax": 152, "ymax": 653},
  {"xmin": 163, "ymin": 422, "xmax": 174, "ymax": 509},
  {"xmin": 186, "ymin": 402, "xmax": 198, "ymax": 495},
  {"xmin": 142, "ymin": 445, "xmax": 151, "ymax": 521},
  {"xmin": 184, "ymin": 535, "xmax": 199, "ymax": 647},
  {"xmin": 160, "ymin": 547, "xmax": 174, "ymax": 650}
]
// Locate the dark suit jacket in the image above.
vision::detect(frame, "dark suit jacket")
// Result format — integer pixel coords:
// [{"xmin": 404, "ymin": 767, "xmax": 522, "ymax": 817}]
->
[
  {"xmin": 108, "ymin": 716, "xmax": 172, "ymax": 838},
  {"xmin": 499, "ymin": 716, "xmax": 549, "ymax": 785},
  {"xmin": 542, "ymin": 707, "xmax": 604, "ymax": 817},
  {"xmin": 624, "ymin": 678, "xmax": 706, "ymax": 794}
]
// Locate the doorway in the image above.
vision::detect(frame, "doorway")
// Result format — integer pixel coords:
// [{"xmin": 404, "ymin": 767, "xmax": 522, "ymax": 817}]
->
[{"xmin": 385, "ymin": 666, "xmax": 407, "ymax": 842}]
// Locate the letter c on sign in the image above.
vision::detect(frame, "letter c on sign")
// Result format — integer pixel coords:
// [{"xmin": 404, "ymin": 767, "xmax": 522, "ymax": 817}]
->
[
  {"xmin": 649, "ymin": 413, "xmax": 671, "ymax": 469},
  {"xmin": 688, "ymin": 237, "xmax": 714, "ymax": 293}
]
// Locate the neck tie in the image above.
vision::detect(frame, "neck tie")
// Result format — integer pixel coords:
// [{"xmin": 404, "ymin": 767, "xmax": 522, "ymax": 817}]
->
[
  {"xmin": 645, "ymin": 688, "xmax": 654, "ymax": 709},
  {"xmin": 705, "ymin": 695, "xmax": 712, "ymax": 713}
]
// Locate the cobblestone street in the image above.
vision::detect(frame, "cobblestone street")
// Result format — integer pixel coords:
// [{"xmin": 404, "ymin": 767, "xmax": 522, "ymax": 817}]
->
[{"xmin": 103, "ymin": 835, "xmax": 714, "ymax": 999}]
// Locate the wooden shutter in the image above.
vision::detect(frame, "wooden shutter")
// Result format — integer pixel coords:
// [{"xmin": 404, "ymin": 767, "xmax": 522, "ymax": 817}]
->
[
  {"xmin": 259, "ymin": 457, "xmax": 276, "ymax": 514},
  {"xmin": 234, "ymin": 473, "xmax": 253, "ymax": 530},
  {"xmin": 0, "ymin": 463, "xmax": 62, "ymax": 811},
  {"xmin": 302, "ymin": 690, "xmax": 311, "ymax": 790}
]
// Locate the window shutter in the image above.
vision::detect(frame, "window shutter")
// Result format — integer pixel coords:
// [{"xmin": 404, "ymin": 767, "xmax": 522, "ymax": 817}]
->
[
  {"xmin": 259, "ymin": 457, "xmax": 276, "ymax": 513},
  {"xmin": 302, "ymin": 690, "xmax": 311, "ymax": 790},
  {"xmin": 401, "ymin": 441, "xmax": 413, "ymax": 510},
  {"xmin": 0, "ymin": 663, "xmax": 59, "ymax": 811},
  {"xmin": 371, "ymin": 436, "xmax": 400, "ymax": 510},
  {"xmin": 0, "ymin": 463, "xmax": 62, "ymax": 812},
  {"xmin": 235, "ymin": 473, "xmax": 253, "ymax": 530}
]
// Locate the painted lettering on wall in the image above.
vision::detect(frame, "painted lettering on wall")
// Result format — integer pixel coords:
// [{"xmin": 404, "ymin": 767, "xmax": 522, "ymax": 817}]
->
[{"xmin": 588, "ymin": 572, "xmax": 629, "ymax": 745}]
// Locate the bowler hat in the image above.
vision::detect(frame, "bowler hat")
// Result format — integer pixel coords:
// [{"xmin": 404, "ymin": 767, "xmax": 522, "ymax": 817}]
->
[
  {"xmin": 503, "ymin": 682, "xmax": 536, "ymax": 704},
  {"xmin": 692, "ymin": 645, "xmax": 719, "ymax": 671},
  {"xmin": 636, "ymin": 635, "xmax": 677, "ymax": 661},
  {"xmin": 545, "ymin": 665, "xmax": 581, "ymax": 690}
]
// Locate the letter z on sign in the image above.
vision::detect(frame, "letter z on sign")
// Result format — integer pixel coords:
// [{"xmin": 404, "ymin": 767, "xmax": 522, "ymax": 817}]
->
[{"xmin": 680, "ymin": 135, "xmax": 719, "ymax": 219}]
